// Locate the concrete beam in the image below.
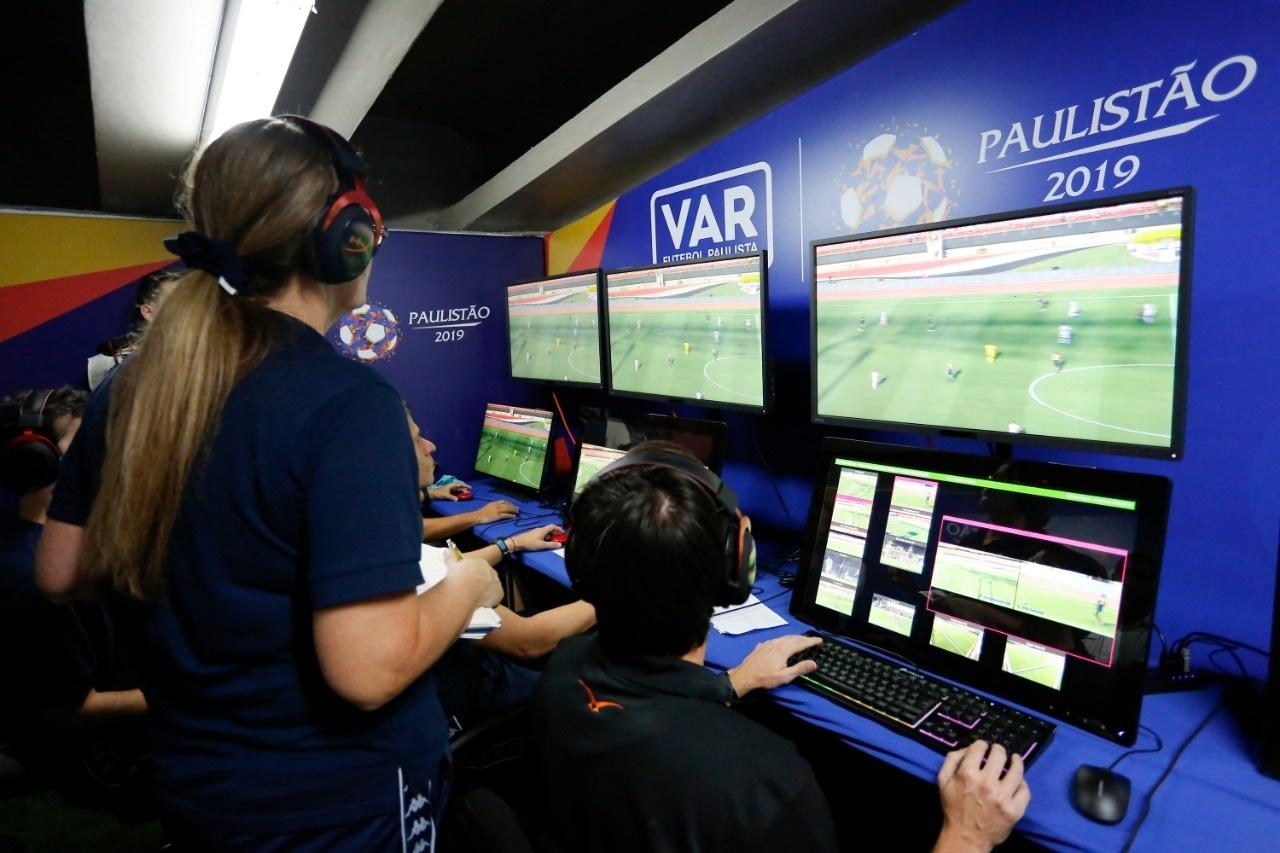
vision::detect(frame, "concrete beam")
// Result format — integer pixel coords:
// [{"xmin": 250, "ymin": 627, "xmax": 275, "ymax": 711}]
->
[
  {"xmin": 415, "ymin": 0, "xmax": 800, "ymax": 232},
  {"xmin": 308, "ymin": 0, "xmax": 445, "ymax": 139},
  {"xmin": 85, "ymin": 0, "xmax": 222, "ymax": 214}
]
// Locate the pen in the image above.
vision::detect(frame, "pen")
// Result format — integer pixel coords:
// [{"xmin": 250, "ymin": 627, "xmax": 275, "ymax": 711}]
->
[{"xmin": 445, "ymin": 539, "xmax": 464, "ymax": 560}]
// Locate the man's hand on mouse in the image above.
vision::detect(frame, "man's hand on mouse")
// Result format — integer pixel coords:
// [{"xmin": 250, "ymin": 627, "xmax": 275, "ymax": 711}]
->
[
  {"xmin": 934, "ymin": 740, "xmax": 1030, "ymax": 853},
  {"xmin": 427, "ymin": 480, "xmax": 472, "ymax": 501},
  {"xmin": 472, "ymin": 500, "xmax": 518, "ymax": 524},
  {"xmin": 508, "ymin": 525, "xmax": 566, "ymax": 552}
]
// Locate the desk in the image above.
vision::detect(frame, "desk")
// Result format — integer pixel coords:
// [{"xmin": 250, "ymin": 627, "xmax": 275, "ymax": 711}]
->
[{"xmin": 431, "ymin": 477, "xmax": 1280, "ymax": 852}]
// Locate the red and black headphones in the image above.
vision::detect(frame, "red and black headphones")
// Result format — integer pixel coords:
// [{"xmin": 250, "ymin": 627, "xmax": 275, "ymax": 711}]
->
[
  {"xmin": 279, "ymin": 115, "xmax": 386, "ymax": 285},
  {"xmin": 565, "ymin": 448, "xmax": 757, "ymax": 607},
  {"xmin": 0, "ymin": 391, "xmax": 61, "ymax": 493}
]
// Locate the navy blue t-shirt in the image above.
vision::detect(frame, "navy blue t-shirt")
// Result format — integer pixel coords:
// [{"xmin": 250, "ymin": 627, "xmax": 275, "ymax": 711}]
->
[{"xmin": 50, "ymin": 313, "xmax": 445, "ymax": 832}]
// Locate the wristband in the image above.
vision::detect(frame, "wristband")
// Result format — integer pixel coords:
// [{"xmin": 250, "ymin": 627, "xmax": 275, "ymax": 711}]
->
[{"xmin": 495, "ymin": 537, "xmax": 510, "ymax": 557}]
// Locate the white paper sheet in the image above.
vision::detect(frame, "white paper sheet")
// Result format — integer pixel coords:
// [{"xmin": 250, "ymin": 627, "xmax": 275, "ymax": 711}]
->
[{"xmin": 711, "ymin": 594, "xmax": 788, "ymax": 635}]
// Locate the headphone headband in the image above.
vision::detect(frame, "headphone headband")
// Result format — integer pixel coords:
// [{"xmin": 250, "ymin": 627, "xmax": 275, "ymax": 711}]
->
[
  {"xmin": 1, "ymin": 390, "xmax": 61, "ymax": 493},
  {"xmin": 278, "ymin": 115, "xmax": 385, "ymax": 284}
]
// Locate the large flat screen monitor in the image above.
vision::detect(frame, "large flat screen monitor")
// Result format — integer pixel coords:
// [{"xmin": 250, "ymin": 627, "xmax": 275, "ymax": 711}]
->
[
  {"xmin": 571, "ymin": 411, "xmax": 728, "ymax": 498},
  {"xmin": 473, "ymin": 403, "xmax": 555, "ymax": 492},
  {"xmin": 506, "ymin": 270, "xmax": 604, "ymax": 388},
  {"xmin": 812, "ymin": 187, "xmax": 1192, "ymax": 459},
  {"xmin": 791, "ymin": 438, "xmax": 1171, "ymax": 745},
  {"xmin": 605, "ymin": 252, "xmax": 769, "ymax": 412}
]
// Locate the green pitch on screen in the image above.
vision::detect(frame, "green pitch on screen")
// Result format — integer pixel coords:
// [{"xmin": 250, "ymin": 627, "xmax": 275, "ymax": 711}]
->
[
  {"xmin": 509, "ymin": 300, "xmax": 600, "ymax": 384},
  {"xmin": 609, "ymin": 282, "xmax": 764, "ymax": 406},
  {"xmin": 816, "ymin": 250, "xmax": 1178, "ymax": 446},
  {"xmin": 930, "ymin": 618, "xmax": 982, "ymax": 659},
  {"xmin": 816, "ymin": 579, "xmax": 856, "ymax": 615},
  {"xmin": 475, "ymin": 426, "xmax": 548, "ymax": 489},
  {"xmin": 1014, "ymin": 580, "xmax": 1119, "ymax": 638},
  {"xmin": 1002, "ymin": 643, "xmax": 1066, "ymax": 690},
  {"xmin": 869, "ymin": 598, "xmax": 914, "ymax": 636}
]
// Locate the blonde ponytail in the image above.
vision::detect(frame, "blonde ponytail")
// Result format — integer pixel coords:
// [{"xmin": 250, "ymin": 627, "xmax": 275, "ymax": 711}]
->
[{"xmin": 81, "ymin": 119, "xmax": 338, "ymax": 600}]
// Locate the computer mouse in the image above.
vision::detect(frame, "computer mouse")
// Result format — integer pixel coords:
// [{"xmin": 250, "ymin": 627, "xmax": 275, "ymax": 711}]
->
[
  {"xmin": 1072, "ymin": 764, "xmax": 1131, "ymax": 825},
  {"xmin": 547, "ymin": 530, "xmax": 569, "ymax": 544},
  {"xmin": 454, "ymin": 488, "xmax": 473, "ymax": 500}
]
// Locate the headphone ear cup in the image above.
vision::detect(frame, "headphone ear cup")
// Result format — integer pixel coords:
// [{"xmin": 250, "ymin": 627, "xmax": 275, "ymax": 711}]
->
[
  {"xmin": 715, "ymin": 513, "xmax": 754, "ymax": 607},
  {"xmin": 308, "ymin": 203, "xmax": 377, "ymax": 284},
  {"xmin": 0, "ymin": 432, "xmax": 60, "ymax": 493}
]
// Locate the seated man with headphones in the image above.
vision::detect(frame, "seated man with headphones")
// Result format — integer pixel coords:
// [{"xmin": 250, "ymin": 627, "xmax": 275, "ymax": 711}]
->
[
  {"xmin": 530, "ymin": 442, "xmax": 1030, "ymax": 853},
  {"xmin": 0, "ymin": 388, "xmax": 147, "ymax": 803}
]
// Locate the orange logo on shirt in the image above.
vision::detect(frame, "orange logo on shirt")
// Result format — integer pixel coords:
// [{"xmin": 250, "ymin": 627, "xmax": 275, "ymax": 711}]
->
[{"xmin": 578, "ymin": 679, "xmax": 623, "ymax": 713}]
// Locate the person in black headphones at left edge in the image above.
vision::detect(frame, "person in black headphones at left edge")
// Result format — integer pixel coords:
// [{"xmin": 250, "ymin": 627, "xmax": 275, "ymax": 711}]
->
[
  {"xmin": 36, "ymin": 117, "xmax": 503, "ymax": 852},
  {"xmin": 0, "ymin": 388, "xmax": 149, "ymax": 810}
]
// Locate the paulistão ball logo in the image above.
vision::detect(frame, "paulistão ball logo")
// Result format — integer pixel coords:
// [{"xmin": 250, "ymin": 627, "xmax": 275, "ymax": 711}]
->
[
  {"xmin": 834, "ymin": 122, "xmax": 959, "ymax": 233},
  {"xmin": 332, "ymin": 302, "xmax": 401, "ymax": 362}
]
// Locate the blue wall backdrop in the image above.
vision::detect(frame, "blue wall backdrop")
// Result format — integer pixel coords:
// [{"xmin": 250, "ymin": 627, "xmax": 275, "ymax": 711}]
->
[
  {"xmin": 562, "ymin": 0, "xmax": 1278, "ymax": 673},
  {"xmin": 327, "ymin": 230, "xmax": 545, "ymax": 478},
  {"xmin": 0, "ymin": 227, "xmax": 543, "ymax": 513}
]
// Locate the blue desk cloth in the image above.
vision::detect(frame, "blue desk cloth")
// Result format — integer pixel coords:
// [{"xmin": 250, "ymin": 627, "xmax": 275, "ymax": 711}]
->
[{"xmin": 430, "ymin": 477, "xmax": 1280, "ymax": 852}]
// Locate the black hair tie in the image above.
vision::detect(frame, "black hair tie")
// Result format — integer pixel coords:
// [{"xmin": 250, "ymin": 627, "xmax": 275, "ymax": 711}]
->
[{"xmin": 163, "ymin": 231, "xmax": 252, "ymax": 296}]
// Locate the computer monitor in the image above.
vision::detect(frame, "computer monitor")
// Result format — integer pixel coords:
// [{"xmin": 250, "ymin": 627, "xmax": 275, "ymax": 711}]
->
[
  {"xmin": 605, "ymin": 252, "xmax": 769, "ymax": 412},
  {"xmin": 506, "ymin": 270, "xmax": 604, "ymax": 388},
  {"xmin": 791, "ymin": 438, "xmax": 1171, "ymax": 745},
  {"xmin": 570, "ymin": 443, "xmax": 628, "ymax": 498},
  {"xmin": 473, "ymin": 403, "xmax": 555, "ymax": 492},
  {"xmin": 577, "ymin": 410, "xmax": 727, "ymax": 473},
  {"xmin": 811, "ymin": 187, "xmax": 1192, "ymax": 459}
]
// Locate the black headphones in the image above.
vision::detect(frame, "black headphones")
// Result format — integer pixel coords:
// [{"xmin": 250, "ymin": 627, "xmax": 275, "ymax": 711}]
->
[
  {"xmin": 0, "ymin": 391, "xmax": 61, "ymax": 493},
  {"xmin": 280, "ymin": 115, "xmax": 385, "ymax": 285},
  {"xmin": 565, "ymin": 448, "xmax": 756, "ymax": 607}
]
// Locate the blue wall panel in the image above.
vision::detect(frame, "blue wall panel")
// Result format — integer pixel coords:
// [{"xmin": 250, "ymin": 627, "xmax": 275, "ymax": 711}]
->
[{"xmin": 586, "ymin": 0, "xmax": 1279, "ymax": 671}]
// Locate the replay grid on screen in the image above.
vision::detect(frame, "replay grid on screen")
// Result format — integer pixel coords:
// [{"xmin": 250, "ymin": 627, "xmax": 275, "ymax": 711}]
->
[{"xmin": 791, "ymin": 438, "xmax": 1171, "ymax": 745}]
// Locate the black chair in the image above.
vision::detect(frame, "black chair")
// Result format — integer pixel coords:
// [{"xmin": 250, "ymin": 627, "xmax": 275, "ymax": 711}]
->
[{"xmin": 444, "ymin": 704, "xmax": 547, "ymax": 853}]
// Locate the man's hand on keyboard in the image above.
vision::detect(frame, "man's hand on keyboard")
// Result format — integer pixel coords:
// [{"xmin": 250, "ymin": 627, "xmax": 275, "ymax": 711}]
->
[
  {"xmin": 934, "ymin": 740, "xmax": 1030, "ymax": 853},
  {"xmin": 726, "ymin": 634, "xmax": 822, "ymax": 697}
]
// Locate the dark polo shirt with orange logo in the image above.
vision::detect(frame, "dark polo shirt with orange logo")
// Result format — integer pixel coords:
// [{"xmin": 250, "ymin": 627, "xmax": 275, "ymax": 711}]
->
[{"xmin": 530, "ymin": 634, "xmax": 838, "ymax": 852}]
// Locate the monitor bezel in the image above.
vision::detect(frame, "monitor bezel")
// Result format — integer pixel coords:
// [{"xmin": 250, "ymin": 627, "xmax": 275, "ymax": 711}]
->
[
  {"xmin": 809, "ymin": 186, "xmax": 1194, "ymax": 460},
  {"xmin": 570, "ymin": 410, "xmax": 730, "ymax": 499},
  {"xmin": 603, "ymin": 250, "xmax": 772, "ymax": 414},
  {"xmin": 472, "ymin": 401, "xmax": 557, "ymax": 495},
  {"xmin": 790, "ymin": 437, "xmax": 1172, "ymax": 746},
  {"xmin": 505, "ymin": 268, "xmax": 606, "ymax": 389}
]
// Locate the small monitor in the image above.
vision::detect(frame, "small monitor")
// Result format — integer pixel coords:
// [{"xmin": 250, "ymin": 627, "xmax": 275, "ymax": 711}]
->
[
  {"xmin": 506, "ymin": 270, "xmax": 604, "ymax": 388},
  {"xmin": 791, "ymin": 438, "xmax": 1171, "ymax": 745},
  {"xmin": 811, "ymin": 187, "xmax": 1192, "ymax": 458},
  {"xmin": 473, "ymin": 403, "xmax": 555, "ymax": 492},
  {"xmin": 570, "ymin": 443, "xmax": 628, "ymax": 497},
  {"xmin": 605, "ymin": 252, "xmax": 769, "ymax": 412}
]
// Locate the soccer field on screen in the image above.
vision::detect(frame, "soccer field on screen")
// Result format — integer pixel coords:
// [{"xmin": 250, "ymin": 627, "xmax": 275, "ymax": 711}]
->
[
  {"xmin": 475, "ymin": 426, "xmax": 548, "ymax": 488},
  {"xmin": 1015, "ymin": 579, "xmax": 1119, "ymax": 638},
  {"xmin": 930, "ymin": 617, "xmax": 983, "ymax": 659},
  {"xmin": 868, "ymin": 596, "xmax": 915, "ymax": 636},
  {"xmin": 1002, "ymin": 642, "xmax": 1066, "ymax": 690},
  {"xmin": 608, "ymin": 282, "xmax": 764, "ymax": 406},
  {"xmin": 815, "ymin": 278, "xmax": 1178, "ymax": 446},
  {"xmin": 509, "ymin": 297, "xmax": 601, "ymax": 384}
]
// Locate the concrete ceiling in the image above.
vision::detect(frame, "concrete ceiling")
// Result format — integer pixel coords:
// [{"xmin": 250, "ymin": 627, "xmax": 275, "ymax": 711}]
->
[{"xmin": 0, "ymin": 0, "xmax": 960, "ymax": 234}]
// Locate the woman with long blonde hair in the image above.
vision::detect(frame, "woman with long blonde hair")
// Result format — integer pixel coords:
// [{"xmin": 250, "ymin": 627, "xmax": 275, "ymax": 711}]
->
[{"xmin": 36, "ymin": 116, "xmax": 500, "ymax": 850}]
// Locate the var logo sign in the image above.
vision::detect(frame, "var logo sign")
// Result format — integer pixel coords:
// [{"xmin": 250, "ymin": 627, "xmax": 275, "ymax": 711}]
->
[{"xmin": 649, "ymin": 162, "xmax": 773, "ymax": 266}]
